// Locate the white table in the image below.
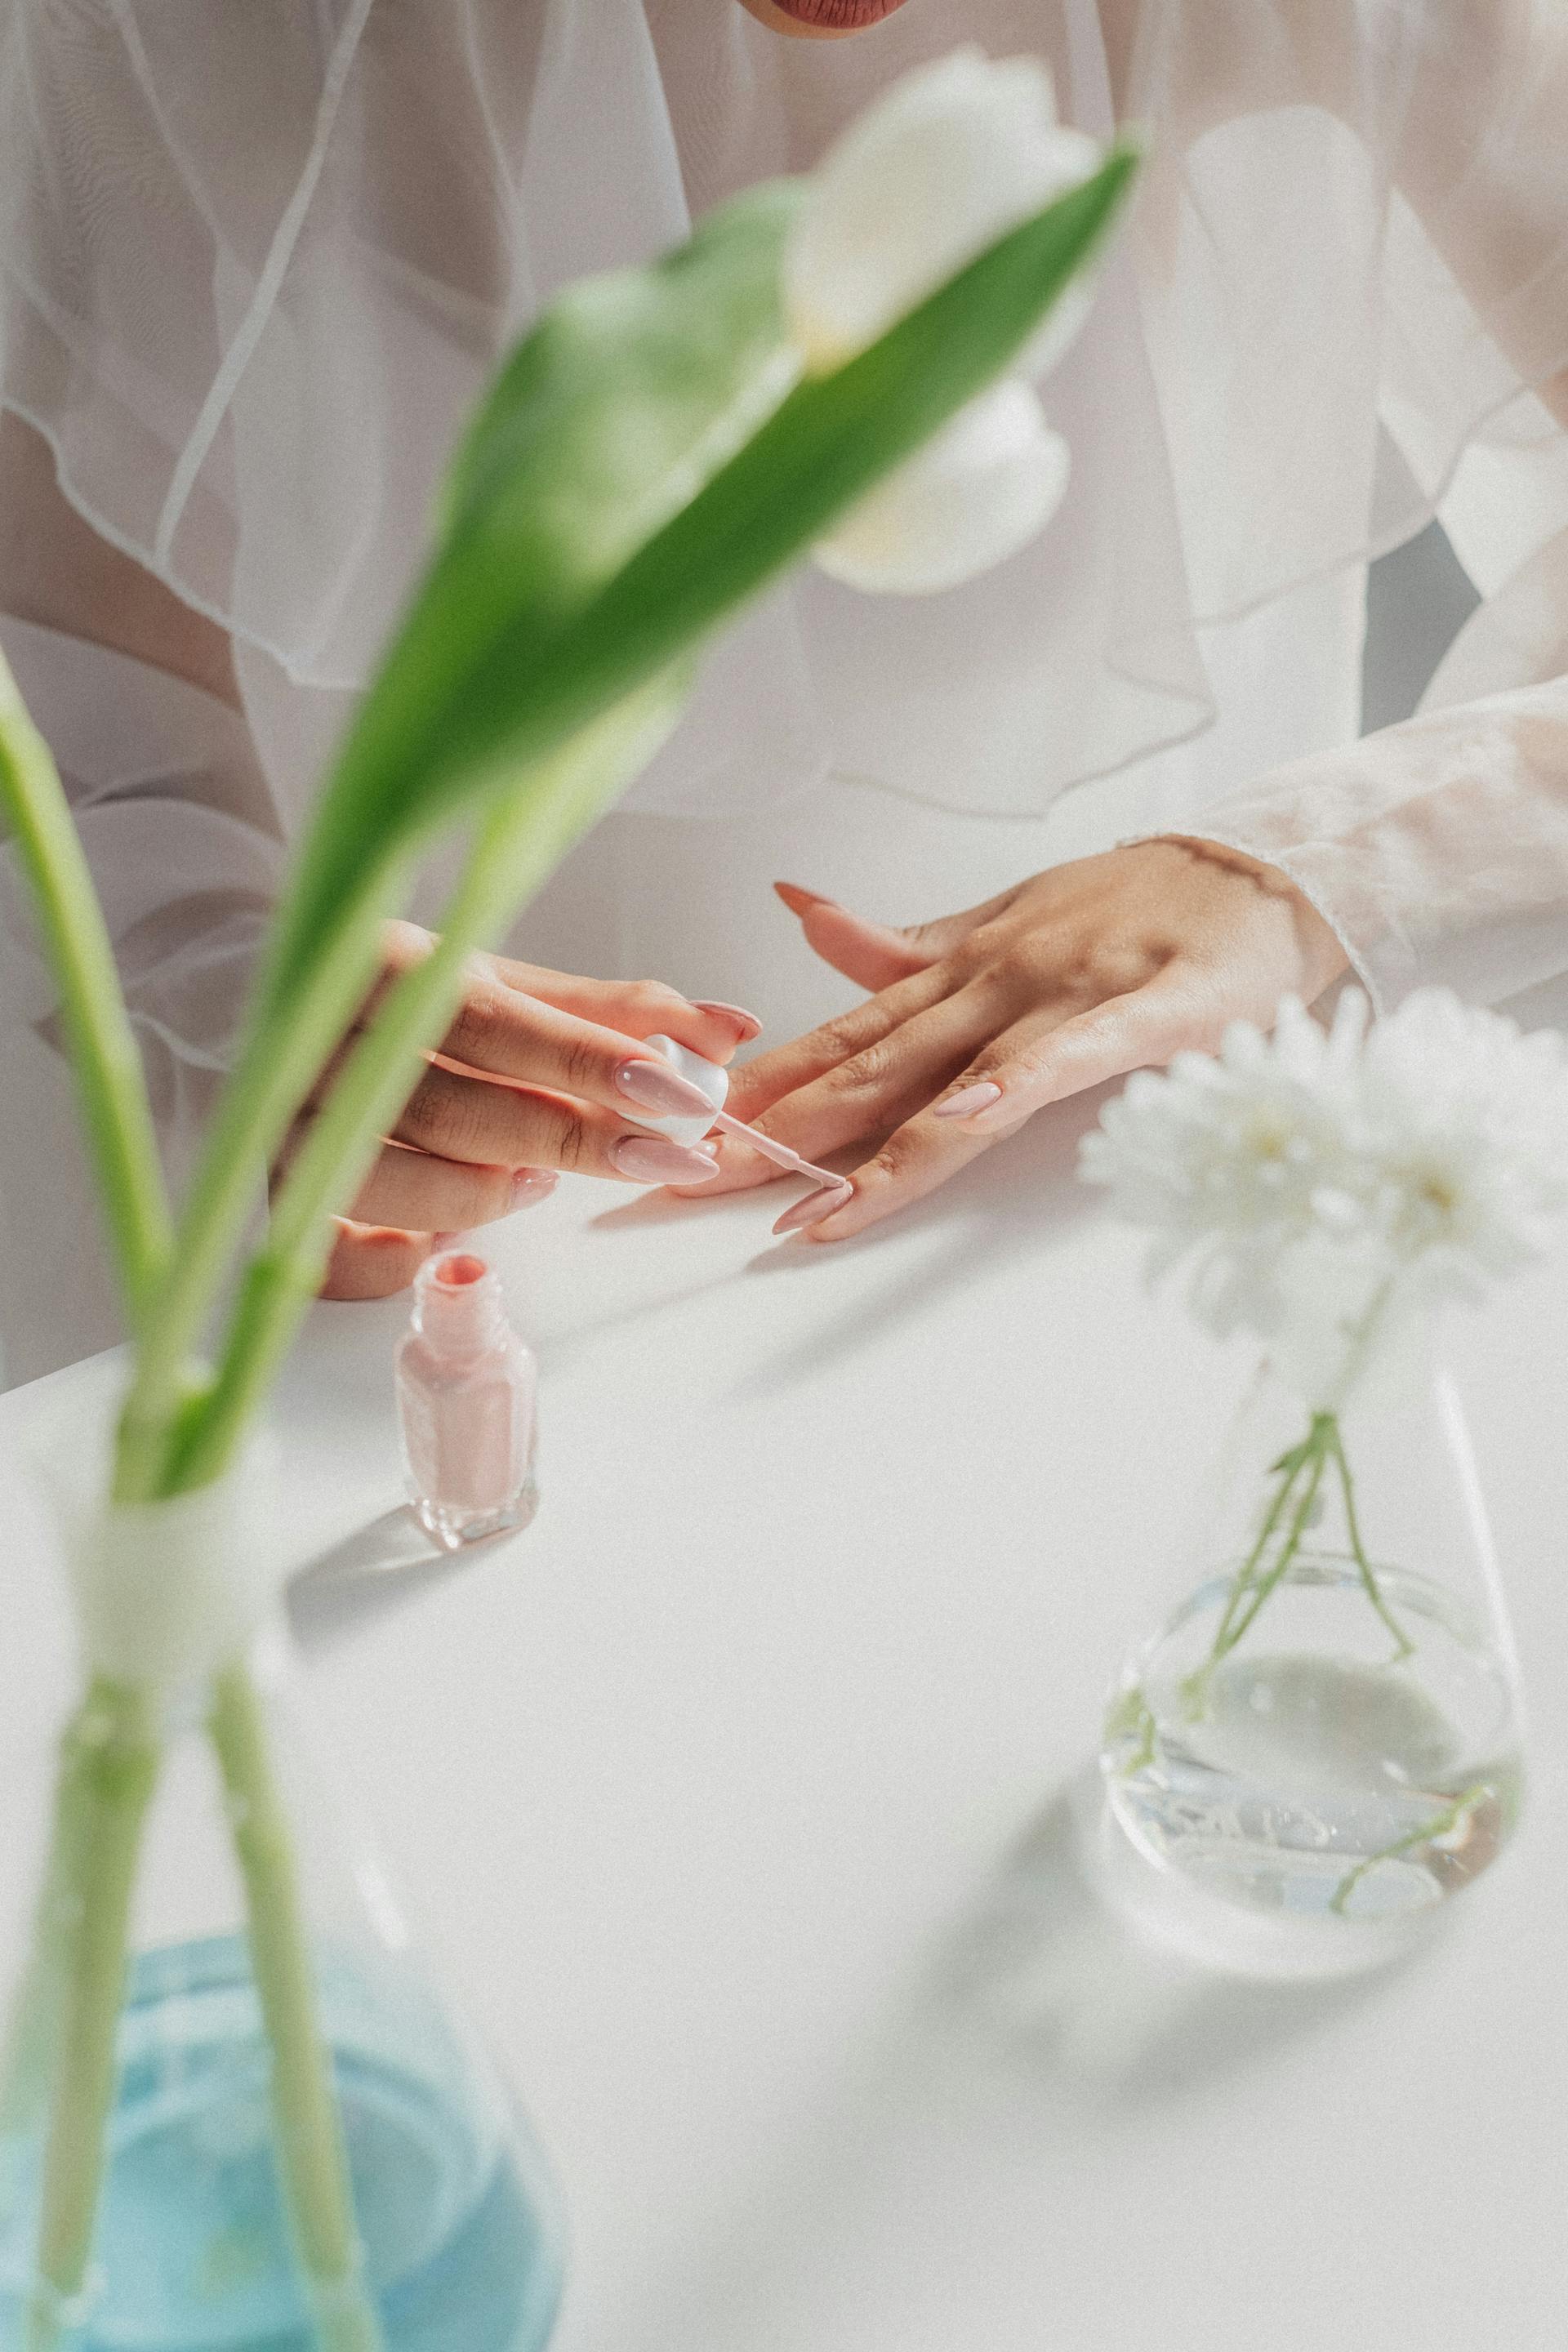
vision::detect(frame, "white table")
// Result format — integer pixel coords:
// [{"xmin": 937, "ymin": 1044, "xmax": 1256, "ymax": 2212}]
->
[{"xmin": 2, "ymin": 1096, "xmax": 1565, "ymax": 2352}]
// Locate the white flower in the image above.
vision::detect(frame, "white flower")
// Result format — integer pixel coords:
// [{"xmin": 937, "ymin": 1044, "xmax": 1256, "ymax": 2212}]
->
[
  {"xmin": 1356, "ymin": 992, "xmax": 1568, "ymax": 1287},
  {"xmin": 785, "ymin": 50, "xmax": 1100, "ymax": 375},
  {"xmin": 1081, "ymin": 988, "xmax": 1568, "ymax": 1399},
  {"xmin": 787, "ymin": 49, "xmax": 1101, "ymax": 596},
  {"xmin": 810, "ymin": 380, "xmax": 1070, "ymax": 595}
]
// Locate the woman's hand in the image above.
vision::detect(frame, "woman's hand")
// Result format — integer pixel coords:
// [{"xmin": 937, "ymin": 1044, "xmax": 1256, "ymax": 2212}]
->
[
  {"xmin": 275, "ymin": 921, "xmax": 760, "ymax": 1298},
  {"xmin": 684, "ymin": 839, "xmax": 1348, "ymax": 1240}
]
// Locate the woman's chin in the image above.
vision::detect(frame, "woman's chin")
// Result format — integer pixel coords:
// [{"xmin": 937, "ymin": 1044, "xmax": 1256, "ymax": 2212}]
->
[{"xmin": 736, "ymin": 0, "xmax": 909, "ymax": 38}]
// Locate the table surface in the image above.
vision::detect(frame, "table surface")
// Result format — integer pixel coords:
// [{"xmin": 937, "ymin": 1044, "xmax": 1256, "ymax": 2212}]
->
[{"xmin": 2, "ymin": 1098, "xmax": 1564, "ymax": 2352}]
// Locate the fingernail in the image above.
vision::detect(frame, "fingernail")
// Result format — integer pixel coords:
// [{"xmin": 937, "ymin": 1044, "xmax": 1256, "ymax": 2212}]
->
[
  {"xmin": 773, "ymin": 881, "xmax": 837, "ymax": 915},
  {"xmin": 773, "ymin": 1181, "xmax": 853, "ymax": 1236},
  {"xmin": 933, "ymin": 1080, "xmax": 1003, "ymax": 1121},
  {"xmin": 510, "ymin": 1169, "xmax": 558, "ymax": 1210},
  {"xmin": 615, "ymin": 1057, "xmax": 722, "ymax": 1118},
  {"xmin": 692, "ymin": 1000, "xmax": 763, "ymax": 1041},
  {"xmin": 612, "ymin": 1137, "xmax": 720, "ymax": 1184}
]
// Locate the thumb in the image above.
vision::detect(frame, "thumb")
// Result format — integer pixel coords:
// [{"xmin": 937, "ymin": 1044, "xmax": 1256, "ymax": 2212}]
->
[
  {"xmin": 773, "ymin": 880, "xmax": 1018, "ymax": 991},
  {"xmin": 319, "ymin": 1218, "xmax": 434, "ymax": 1300}
]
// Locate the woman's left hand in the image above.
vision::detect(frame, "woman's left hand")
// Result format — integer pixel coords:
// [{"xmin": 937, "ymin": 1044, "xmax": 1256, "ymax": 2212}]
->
[{"xmin": 679, "ymin": 839, "xmax": 1348, "ymax": 1238}]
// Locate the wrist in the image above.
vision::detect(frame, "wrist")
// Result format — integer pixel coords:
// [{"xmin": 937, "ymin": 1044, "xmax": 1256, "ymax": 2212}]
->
[{"xmin": 1141, "ymin": 832, "xmax": 1352, "ymax": 1004}]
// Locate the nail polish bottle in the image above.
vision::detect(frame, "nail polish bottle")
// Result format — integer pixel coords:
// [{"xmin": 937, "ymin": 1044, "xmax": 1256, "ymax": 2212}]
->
[{"xmin": 395, "ymin": 1251, "xmax": 539, "ymax": 1549}]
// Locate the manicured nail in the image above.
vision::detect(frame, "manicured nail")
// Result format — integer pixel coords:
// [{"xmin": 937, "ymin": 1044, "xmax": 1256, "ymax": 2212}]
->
[
  {"xmin": 612, "ymin": 1137, "xmax": 720, "ymax": 1184},
  {"xmin": 773, "ymin": 1181, "xmax": 854, "ymax": 1236},
  {"xmin": 693, "ymin": 1000, "xmax": 763, "ymax": 1041},
  {"xmin": 773, "ymin": 881, "xmax": 837, "ymax": 915},
  {"xmin": 933, "ymin": 1080, "xmax": 1003, "ymax": 1120},
  {"xmin": 510, "ymin": 1169, "xmax": 558, "ymax": 1210},
  {"xmin": 615, "ymin": 1057, "xmax": 722, "ymax": 1118}
]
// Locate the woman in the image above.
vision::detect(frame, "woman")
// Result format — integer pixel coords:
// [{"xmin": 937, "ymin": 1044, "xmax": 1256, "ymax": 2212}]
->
[{"xmin": 2, "ymin": 0, "xmax": 1566, "ymax": 1298}]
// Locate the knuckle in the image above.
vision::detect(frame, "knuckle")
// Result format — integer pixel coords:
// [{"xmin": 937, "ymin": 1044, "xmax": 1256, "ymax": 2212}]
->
[
  {"xmin": 858, "ymin": 1144, "xmax": 906, "ymax": 1188},
  {"xmin": 443, "ymin": 985, "xmax": 503, "ymax": 1069},
  {"xmin": 413, "ymin": 1072, "xmax": 487, "ymax": 1161},
  {"xmin": 550, "ymin": 1104, "xmax": 596, "ymax": 1174},
  {"xmin": 628, "ymin": 978, "xmax": 682, "ymax": 1017},
  {"xmin": 555, "ymin": 1028, "xmax": 608, "ymax": 1099},
  {"xmin": 817, "ymin": 1008, "xmax": 878, "ymax": 1061},
  {"xmin": 823, "ymin": 1036, "xmax": 897, "ymax": 1096},
  {"xmin": 944, "ymin": 929, "xmax": 997, "ymax": 983}
]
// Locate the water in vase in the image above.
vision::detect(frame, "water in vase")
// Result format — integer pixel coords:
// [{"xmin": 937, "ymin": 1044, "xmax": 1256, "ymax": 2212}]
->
[
  {"xmin": 0, "ymin": 1938, "xmax": 563, "ymax": 2352},
  {"xmin": 1100, "ymin": 1553, "xmax": 1522, "ymax": 1973}
]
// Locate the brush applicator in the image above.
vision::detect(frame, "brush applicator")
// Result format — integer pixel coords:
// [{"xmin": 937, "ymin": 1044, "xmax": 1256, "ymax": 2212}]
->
[{"xmin": 641, "ymin": 1035, "xmax": 851, "ymax": 1209}]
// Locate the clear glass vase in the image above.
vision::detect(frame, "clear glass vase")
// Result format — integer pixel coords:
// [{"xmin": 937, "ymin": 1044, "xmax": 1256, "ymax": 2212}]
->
[
  {"xmin": 1094, "ymin": 1340, "xmax": 1526, "ymax": 1978},
  {"xmin": 0, "ymin": 1433, "xmax": 564, "ymax": 2352}
]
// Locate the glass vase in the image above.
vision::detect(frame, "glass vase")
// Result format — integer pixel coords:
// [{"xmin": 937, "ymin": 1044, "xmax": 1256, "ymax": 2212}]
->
[
  {"xmin": 0, "ymin": 1426, "xmax": 564, "ymax": 2352},
  {"xmin": 1094, "ymin": 1340, "xmax": 1525, "ymax": 1978}
]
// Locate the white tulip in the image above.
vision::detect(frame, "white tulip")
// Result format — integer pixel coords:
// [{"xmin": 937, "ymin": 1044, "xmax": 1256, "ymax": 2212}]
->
[
  {"xmin": 813, "ymin": 377, "xmax": 1070, "ymax": 596},
  {"xmin": 785, "ymin": 47, "xmax": 1101, "ymax": 376}
]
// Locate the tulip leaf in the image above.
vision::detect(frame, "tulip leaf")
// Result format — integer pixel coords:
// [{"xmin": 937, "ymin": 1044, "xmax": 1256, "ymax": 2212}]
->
[{"xmin": 258, "ymin": 145, "xmax": 1135, "ymax": 1025}]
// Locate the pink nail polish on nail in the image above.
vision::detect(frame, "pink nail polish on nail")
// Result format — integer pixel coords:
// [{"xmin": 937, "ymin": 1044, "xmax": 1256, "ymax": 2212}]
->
[
  {"xmin": 933, "ymin": 1080, "xmax": 1003, "ymax": 1120},
  {"xmin": 394, "ymin": 1252, "xmax": 538, "ymax": 1550},
  {"xmin": 510, "ymin": 1168, "xmax": 558, "ymax": 1210},
  {"xmin": 692, "ymin": 1000, "xmax": 763, "ymax": 1040},
  {"xmin": 612, "ymin": 1136, "xmax": 720, "ymax": 1184},
  {"xmin": 772, "ymin": 1181, "xmax": 853, "ymax": 1236},
  {"xmin": 615, "ymin": 1057, "xmax": 724, "ymax": 1118}
]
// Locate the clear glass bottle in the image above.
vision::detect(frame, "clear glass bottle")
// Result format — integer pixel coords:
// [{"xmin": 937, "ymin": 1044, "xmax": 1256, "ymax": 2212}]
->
[
  {"xmin": 395, "ymin": 1255, "xmax": 538, "ymax": 1551},
  {"xmin": 1094, "ymin": 1343, "xmax": 1525, "ymax": 1979},
  {"xmin": 0, "ymin": 1433, "xmax": 564, "ymax": 2352}
]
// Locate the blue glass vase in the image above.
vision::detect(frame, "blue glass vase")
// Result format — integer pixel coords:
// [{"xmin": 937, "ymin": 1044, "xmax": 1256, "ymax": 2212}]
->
[{"xmin": 0, "ymin": 1523, "xmax": 564, "ymax": 2352}]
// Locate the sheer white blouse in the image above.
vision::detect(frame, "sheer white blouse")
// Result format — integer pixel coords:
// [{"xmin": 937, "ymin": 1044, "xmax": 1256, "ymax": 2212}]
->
[{"xmin": 2, "ymin": 0, "xmax": 1566, "ymax": 1160}]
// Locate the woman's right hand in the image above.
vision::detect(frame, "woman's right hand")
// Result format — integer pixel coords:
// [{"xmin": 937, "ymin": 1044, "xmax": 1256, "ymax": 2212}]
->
[{"xmin": 274, "ymin": 921, "xmax": 759, "ymax": 1298}]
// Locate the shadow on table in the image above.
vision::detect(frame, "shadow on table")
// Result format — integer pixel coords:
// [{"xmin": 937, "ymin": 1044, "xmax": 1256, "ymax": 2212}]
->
[
  {"xmin": 728, "ymin": 1082, "xmax": 1116, "ymax": 1405},
  {"xmin": 287, "ymin": 1507, "xmax": 488, "ymax": 1655},
  {"xmin": 559, "ymin": 1085, "xmax": 1109, "ymax": 1389},
  {"xmin": 921, "ymin": 1776, "xmax": 1410, "ymax": 2103},
  {"xmin": 616, "ymin": 1777, "xmax": 1418, "ymax": 2352}
]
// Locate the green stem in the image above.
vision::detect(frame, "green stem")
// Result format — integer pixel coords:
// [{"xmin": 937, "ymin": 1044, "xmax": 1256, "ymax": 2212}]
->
[
  {"xmin": 0, "ymin": 653, "xmax": 171, "ymax": 1328},
  {"xmin": 1326, "ymin": 1423, "xmax": 1413, "ymax": 1661},
  {"xmin": 208, "ymin": 1665, "xmax": 384, "ymax": 2352},
  {"xmin": 113, "ymin": 873, "xmax": 405, "ymax": 1503},
  {"xmin": 1330, "ymin": 1783, "xmax": 1489, "ymax": 1918},
  {"xmin": 23, "ymin": 1680, "xmax": 160, "ymax": 2351},
  {"xmin": 164, "ymin": 680, "xmax": 680, "ymax": 1498},
  {"xmin": 1208, "ymin": 1432, "xmax": 1317, "ymax": 1658},
  {"xmin": 1184, "ymin": 1422, "xmax": 1333, "ymax": 1719},
  {"xmin": 1219, "ymin": 1438, "xmax": 1331, "ymax": 1655}
]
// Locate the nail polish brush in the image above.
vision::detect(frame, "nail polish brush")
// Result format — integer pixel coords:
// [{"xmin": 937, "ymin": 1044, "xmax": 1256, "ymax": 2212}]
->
[{"xmin": 642, "ymin": 1035, "xmax": 846, "ymax": 1195}]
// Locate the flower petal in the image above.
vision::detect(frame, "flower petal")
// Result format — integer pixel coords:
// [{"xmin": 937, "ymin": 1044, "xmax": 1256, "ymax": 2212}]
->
[
  {"xmin": 786, "ymin": 48, "xmax": 1102, "ymax": 373},
  {"xmin": 811, "ymin": 379, "xmax": 1069, "ymax": 595}
]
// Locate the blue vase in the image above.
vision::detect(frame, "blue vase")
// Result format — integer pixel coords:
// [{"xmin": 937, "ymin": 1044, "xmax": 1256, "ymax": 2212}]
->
[
  {"xmin": 0, "ymin": 1936, "xmax": 564, "ymax": 2352},
  {"xmin": 0, "ymin": 1571, "xmax": 565, "ymax": 2352}
]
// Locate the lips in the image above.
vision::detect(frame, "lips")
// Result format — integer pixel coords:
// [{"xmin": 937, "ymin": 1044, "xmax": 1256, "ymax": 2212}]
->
[{"xmin": 767, "ymin": 0, "xmax": 910, "ymax": 27}]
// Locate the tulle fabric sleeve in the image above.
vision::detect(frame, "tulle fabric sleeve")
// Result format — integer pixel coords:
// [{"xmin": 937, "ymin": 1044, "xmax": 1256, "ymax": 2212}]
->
[
  {"xmin": 1187, "ymin": 662, "xmax": 1568, "ymax": 1015},
  {"xmin": 0, "ymin": 617, "xmax": 285, "ymax": 1183}
]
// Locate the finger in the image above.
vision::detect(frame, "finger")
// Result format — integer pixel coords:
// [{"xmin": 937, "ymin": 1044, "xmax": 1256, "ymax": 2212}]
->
[
  {"xmin": 368, "ymin": 928, "xmax": 755, "ymax": 1070},
  {"xmin": 320, "ymin": 1220, "xmax": 434, "ymax": 1301},
  {"xmin": 925, "ymin": 975, "xmax": 1213, "ymax": 1137},
  {"xmin": 795, "ymin": 981, "xmax": 1211, "ymax": 1245},
  {"xmin": 430, "ymin": 975, "xmax": 740, "ymax": 1120},
  {"xmin": 733, "ymin": 983, "xmax": 1006, "ymax": 1191},
  {"xmin": 473, "ymin": 955, "xmax": 759, "ymax": 1063},
  {"xmin": 347, "ymin": 1141, "xmax": 556, "ymax": 1232},
  {"xmin": 390, "ymin": 1063, "xmax": 720, "ymax": 1185},
  {"xmin": 773, "ymin": 879, "xmax": 1022, "ymax": 991},
  {"xmin": 717, "ymin": 958, "xmax": 958, "ymax": 1143}
]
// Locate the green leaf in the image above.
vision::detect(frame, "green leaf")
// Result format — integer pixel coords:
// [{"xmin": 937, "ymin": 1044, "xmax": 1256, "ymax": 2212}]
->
[
  {"xmin": 130, "ymin": 141, "xmax": 1137, "ymax": 1479},
  {"xmin": 260, "ymin": 146, "xmax": 1135, "ymax": 1023}
]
